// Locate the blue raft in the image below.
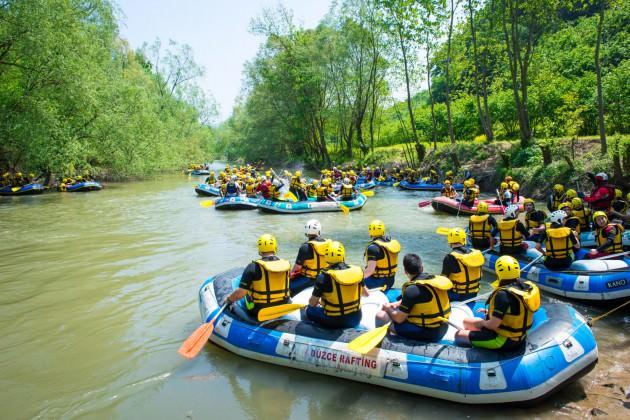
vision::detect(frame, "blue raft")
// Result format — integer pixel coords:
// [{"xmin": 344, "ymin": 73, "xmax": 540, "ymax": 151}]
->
[
  {"xmin": 191, "ymin": 169, "xmax": 210, "ymax": 176},
  {"xmin": 579, "ymin": 230, "xmax": 630, "ymax": 247},
  {"xmin": 214, "ymin": 195, "xmax": 259, "ymax": 210},
  {"xmin": 0, "ymin": 183, "xmax": 45, "ymax": 196},
  {"xmin": 483, "ymin": 250, "xmax": 630, "ymax": 301},
  {"xmin": 195, "ymin": 184, "xmax": 221, "ymax": 197},
  {"xmin": 355, "ymin": 180, "xmax": 376, "ymax": 190},
  {"xmin": 196, "ymin": 268, "xmax": 597, "ymax": 404},
  {"xmin": 257, "ymin": 194, "xmax": 367, "ymax": 214},
  {"xmin": 399, "ymin": 180, "xmax": 464, "ymax": 191},
  {"xmin": 65, "ymin": 181, "xmax": 102, "ymax": 192}
]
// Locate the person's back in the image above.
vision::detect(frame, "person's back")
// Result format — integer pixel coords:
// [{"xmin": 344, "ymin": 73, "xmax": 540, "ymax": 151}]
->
[
  {"xmin": 468, "ymin": 202, "xmax": 497, "ymax": 250},
  {"xmin": 498, "ymin": 205, "xmax": 528, "ymax": 256},
  {"xmin": 290, "ymin": 220, "xmax": 330, "ymax": 295},
  {"xmin": 440, "ymin": 228, "xmax": 484, "ymax": 302},
  {"xmin": 363, "ymin": 220, "xmax": 401, "ymax": 291},
  {"xmin": 543, "ymin": 211, "xmax": 579, "ymax": 271},
  {"xmin": 340, "ymin": 179, "xmax": 354, "ymax": 201}
]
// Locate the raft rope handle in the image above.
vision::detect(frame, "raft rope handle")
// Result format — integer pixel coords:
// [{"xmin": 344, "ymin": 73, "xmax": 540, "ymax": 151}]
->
[{"xmin": 587, "ymin": 298, "xmax": 630, "ymax": 326}]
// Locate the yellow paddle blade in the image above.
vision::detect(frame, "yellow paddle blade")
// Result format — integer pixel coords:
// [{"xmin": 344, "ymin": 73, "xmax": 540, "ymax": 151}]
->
[
  {"xmin": 338, "ymin": 203, "xmax": 350, "ymax": 215},
  {"xmin": 282, "ymin": 191, "xmax": 298, "ymax": 202},
  {"xmin": 257, "ymin": 303, "xmax": 306, "ymax": 321},
  {"xmin": 200, "ymin": 200, "xmax": 215, "ymax": 207},
  {"xmin": 347, "ymin": 323, "xmax": 390, "ymax": 354},
  {"xmin": 435, "ymin": 227, "xmax": 451, "ymax": 235},
  {"xmin": 393, "ymin": 182, "xmax": 400, "ymax": 187},
  {"xmin": 12, "ymin": 186, "xmax": 21, "ymax": 192},
  {"xmin": 362, "ymin": 190, "xmax": 374, "ymax": 197}
]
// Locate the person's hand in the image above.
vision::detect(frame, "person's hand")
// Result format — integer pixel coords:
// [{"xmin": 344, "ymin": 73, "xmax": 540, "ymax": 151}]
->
[
  {"xmin": 589, "ymin": 249, "xmax": 598, "ymax": 255},
  {"xmin": 476, "ymin": 308, "xmax": 488, "ymax": 315}
]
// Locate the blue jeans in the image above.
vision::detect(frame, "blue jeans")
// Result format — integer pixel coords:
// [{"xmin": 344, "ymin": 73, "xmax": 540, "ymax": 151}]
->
[
  {"xmin": 305, "ymin": 306, "xmax": 362, "ymax": 329},
  {"xmin": 393, "ymin": 321, "xmax": 448, "ymax": 342},
  {"xmin": 364, "ymin": 275, "xmax": 395, "ymax": 291},
  {"xmin": 290, "ymin": 275, "xmax": 314, "ymax": 296}
]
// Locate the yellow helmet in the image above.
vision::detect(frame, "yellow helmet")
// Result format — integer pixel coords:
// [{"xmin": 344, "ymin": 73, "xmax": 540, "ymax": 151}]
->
[
  {"xmin": 571, "ymin": 197, "xmax": 583, "ymax": 208},
  {"xmin": 444, "ymin": 180, "xmax": 451, "ymax": 185},
  {"xmin": 447, "ymin": 228, "xmax": 467, "ymax": 245},
  {"xmin": 469, "ymin": 178, "xmax": 475, "ymax": 185},
  {"xmin": 477, "ymin": 202, "xmax": 489, "ymax": 214},
  {"xmin": 615, "ymin": 189, "xmax": 622, "ymax": 198},
  {"xmin": 511, "ymin": 182, "xmax": 520, "ymax": 191},
  {"xmin": 257, "ymin": 234, "xmax": 277, "ymax": 254},
  {"xmin": 523, "ymin": 198, "xmax": 535, "ymax": 205},
  {"xmin": 312, "ymin": 179, "xmax": 319, "ymax": 185},
  {"xmin": 76, "ymin": 175, "xmax": 83, "ymax": 181},
  {"xmin": 500, "ymin": 182, "xmax": 508, "ymax": 189},
  {"xmin": 322, "ymin": 179, "xmax": 330, "ymax": 186},
  {"xmin": 495, "ymin": 255, "xmax": 521, "ymax": 282},
  {"xmin": 565, "ymin": 189, "xmax": 577, "ymax": 200},
  {"xmin": 29, "ymin": 173, "xmax": 35, "ymax": 178},
  {"xmin": 553, "ymin": 184, "xmax": 564, "ymax": 193},
  {"xmin": 592, "ymin": 211, "xmax": 608, "ymax": 224},
  {"xmin": 16, "ymin": 172, "xmax": 22, "ymax": 177},
  {"xmin": 265, "ymin": 171, "xmax": 271, "ymax": 177},
  {"xmin": 446, "ymin": 170, "xmax": 453, "ymax": 176},
  {"xmin": 626, "ymin": 192, "xmax": 630, "ymax": 202},
  {"xmin": 324, "ymin": 241, "xmax": 345, "ymax": 264},
  {"xmin": 368, "ymin": 220, "xmax": 385, "ymax": 237},
  {"xmin": 559, "ymin": 201, "xmax": 572, "ymax": 211},
  {"xmin": 295, "ymin": 170, "xmax": 302, "ymax": 177},
  {"xmin": 3, "ymin": 172, "xmax": 9, "ymax": 179},
  {"xmin": 464, "ymin": 180, "xmax": 473, "ymax": 188}
]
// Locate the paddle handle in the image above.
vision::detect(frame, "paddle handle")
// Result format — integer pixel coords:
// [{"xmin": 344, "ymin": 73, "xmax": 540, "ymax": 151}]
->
[
  {"xmin": 594, "ymin": 250, "xmax": 630, "ymax": 260},
  {"xmin": 208, "ymin": 302, "xmax": 229, "ymax": 324}
]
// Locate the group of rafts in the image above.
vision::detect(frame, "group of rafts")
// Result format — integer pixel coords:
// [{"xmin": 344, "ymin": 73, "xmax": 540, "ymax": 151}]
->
[
  {"xmin": 0, "ymin": 172, "xmax": 102, "ymax": 196},
  {"xmin": 183, "ymin": 170, "xmax": 630, "ymax": 404}
]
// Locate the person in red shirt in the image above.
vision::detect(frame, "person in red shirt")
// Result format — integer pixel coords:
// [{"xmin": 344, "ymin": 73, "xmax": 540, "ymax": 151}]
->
[
  {"xmin": 583, "ymin": 172, "xmax": 615, "ymax": 212},
  {"xmin": 256, "ymin": 175, "xmax": 271, "ymax": 199}
]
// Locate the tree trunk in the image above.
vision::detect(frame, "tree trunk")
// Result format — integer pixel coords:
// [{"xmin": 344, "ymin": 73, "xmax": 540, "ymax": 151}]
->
[
  {"xmin": 426, "ymin": 32, "xmax": 438, "ymax": 151},
  {"xmin": 396, "ymin": 22, "xmax": 420, "ymax": 159},
  {"xmin": 445, "ymin": 0, "xmax": 456, "ymax": 144},
  {"xmin": 595, "ymin": 0, "xmax": 607, "ymax": 155}
]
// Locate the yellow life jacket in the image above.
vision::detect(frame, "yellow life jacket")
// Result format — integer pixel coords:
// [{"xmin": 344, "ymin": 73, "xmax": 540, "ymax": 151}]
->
[
  {"xmin": 545, "ymin": 226, "xmax": 573, "ymax": 259},
  {"xmin": 497, "ymin": 218, "xmax": 523, "ymax": 248},
  {"xmin": 402, "ymin": 275, "xmax": 452, "ymax": 328},
  {"xmin": 551, "ymin": 193, "xmax": 565, "ymax": 211},
  {"xmin": 525, "ymin": 211, "xmax": 542, "ymax": 230},
  {"xmin": 365, "ymin": 239, "xmax": 401, "ymax": 278},
  {"xmin": 487, "ymin": 281, "xmax": 540, "ymax": 340},
  {"xmin": 316, "ymin": 185, "xmax": 328, "ymax": 199},
  {"xmin": 573, "ymin": 207, "xmax": 591, "ymax": 231},
  {"xmin": 612, "ymin": 199, "xmax": 628, "ymax": 215},
  {"xmin": 442, "ymin": 186, "xmax": 456, "ymax": 198},
  {"xmin": 469, "ymin": 214, "xmax": 492, "ymax": 240},
  {"xmin": 307, "ymin": 185, "xmax": 317, "ymax": 197},
  {"xmin": 290, "ymin": 176, "xmax": 302, "ymax": 189},
  {"xmin": 208, "ymin": 174, "xmax": 215, "ymax": 183},
  {"xmin": 249, "ymin": 259, "xmax": 291, "ymax": 305},
  {"xmin": 340, "ymin": 184, "xmax": 354, "ymax": 198},
  {"xmin": 321, "ymin": 265, "xmax": 363, "ymax": 316},
  {"xmin": 245, "ymin": 183, "xmax": 256, "ymax": 196},
  {"xmin": 463, "ymin": 188, "xmax": 477, "ymax": 201},
  {"xmin": 596, "ymin": 223, "xmax": 625, "ymax": 254},
  {"xmin": 269, "ymin": 184, "xmax": 281, "ymax": 199},
  {"xmin": 449, "ymin": 250, "xmax": 484, "ymax": 294},
  {"xmin": 300, "ymin": 239, "xmax": 331, "ymax": 279}
]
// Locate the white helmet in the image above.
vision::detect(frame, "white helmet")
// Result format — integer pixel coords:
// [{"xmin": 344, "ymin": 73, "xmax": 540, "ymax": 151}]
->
[
  {"xmin": 505, "ymin": 204, "xmax": 520, "ymax": 219},
  {"xmin": 304, "ymin": 219, "xmax": 322, "ymax": 237},
  {"xmin": 261, "ymin": 175, "xmax": 267, "ymax": 181},
  {"xmin": 549, "ymin": 210, "xmax": 567, "ymax": 225},
  {"xmin": 343, "ymin": 177, "xmax": 350, "ymax": 184},
  {"xmin": 230, "ymin": 175, "xmax": 237, "ymax": 181},
  {"xmin": 595, "ymin": 172, "xmax": 608, "ymax": 181}
]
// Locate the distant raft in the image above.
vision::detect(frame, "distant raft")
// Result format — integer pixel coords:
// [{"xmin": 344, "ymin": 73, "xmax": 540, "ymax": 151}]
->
[
  {"xmin": 399, "ymin": 180, "xmax": 464, "ymax": 191},
  {"xmin": 431, "ymin": 196, "xmax": 525, "ymax": 216},
  {"xmin": 257, "ymin": 194, "xmax": 367, "ymax": 214},
  {"xmin": 355, "ymin": 180, "xmax": 376, "ymax": 190},
  {"xmin": 0, "ymin": 183, "xmax": 45, "ymax": 196},
  {"xmin": 196, "ymin": 268, "xmax": 598, "ymax": 405},
  {"xmin": 64, "ymin": 181, "xmax": 102, "ymax": 192},
  {"xmin": 191, "ymin": 169, "xmax": 210, "ymax": 176},
  {"xmin": 483, "ymin": 250, "xmax": 630, "ymax": 301},
  {"xmin": 195, "ymin": 184, "xmax": 221, "ymax": 197},
  {"xmin": 579, "ymin": 230, "xmax": 630, "ymax": 248},
  {"xmin": 214, "ymin": 195, "xmax": 259, "ymax": 210}
]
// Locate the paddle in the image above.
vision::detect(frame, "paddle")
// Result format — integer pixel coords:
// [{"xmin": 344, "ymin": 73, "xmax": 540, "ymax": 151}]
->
[
  {"xmin": 455, "ymin": 192, "xmax": 463, "ymax": 218},
  {"xmin": 11, "ymin": 186, "xmax": 20, "ymax": 192},
  {"xmin": 393, "ymin": 182, "xmax": 400, "ymax": 187},
  {"xmin": 282, "ymin": 191, "xmax": 298, "ymax": 202},
  {"xmin": 362, "ymin": 190, "xmax": 375, "ymax": 197},
  {"xmin": 592, "ymin": 250, "xmax": 630, "ymax": 260},
  {"xmin": 346, "ymin": 323, "xmax": 390, "ymax": 354},
  {"xmin": 178, "ymin": 303, "xmax": 228, "ymax": 359},
  {"xmin": 435, "ymin": 227, "xmax": 452, "ymax": 235},
  {"xmin": 418, "ymin": 200, "xmax": 432, "ymax": 208},
  {"xmin": 329, "ymin": 195, "xmax": 350, "ymax": 215},
  {"xmin": 438, "ymin": 316, "xmax": 462, "ymax": 330},
  {"xmin": 200, "ymin": 200, "xmax": 216, "ymax": 207},
  {"xmin": 496, "ymin": 189, "xmax": 506, "ymax": 214},
  {"xmin": 257, "ymin": 303, "xmax": 306, "ymax": 321}
]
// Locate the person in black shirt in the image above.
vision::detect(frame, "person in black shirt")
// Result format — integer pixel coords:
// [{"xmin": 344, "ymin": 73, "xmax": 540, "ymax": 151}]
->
[
  {"xmin": 375, "ymin": 254, "xmax": 452, "ymax": 342},
  {"xmin": 289, "ymin": 219, "xmax": 331, "ymax": 295}
]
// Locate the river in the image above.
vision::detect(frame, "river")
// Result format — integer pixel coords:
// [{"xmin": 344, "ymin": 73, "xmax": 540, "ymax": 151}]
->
[{"xmin": 1, "ymin": 168, "xmax": 628, "ymax": 418}]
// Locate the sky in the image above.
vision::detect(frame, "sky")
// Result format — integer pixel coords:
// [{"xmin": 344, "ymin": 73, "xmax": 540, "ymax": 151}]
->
[{"xmin": 116, "ymin": 0, "xmax": 333, "ymax": 122}]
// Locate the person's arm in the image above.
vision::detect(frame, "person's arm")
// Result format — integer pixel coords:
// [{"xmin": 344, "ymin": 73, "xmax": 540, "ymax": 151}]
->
[
  {"xmin": 225, "ymin": 288, "xmax": 248, "ymax": 304},
  {"xmin": 518, "ymin": 222, "xmax": 530, "ymax": 239},
  {"xmin": 441, "ymin": 254, "xmax": 459, "ymax": 276},
  {"xmin": 571, "ymin": 231, "xmax": 580, "ymax": 249},
  {"xmin": 361, "ymin": 285, "xmax": 370, "ymax": 297},
  {"xmin": 364, "ymin": 260, "xmax": 377, "ymax": 278},
  {"xmin": 363, "ymin": 244, "xmax": 380, "ymax": 278}
]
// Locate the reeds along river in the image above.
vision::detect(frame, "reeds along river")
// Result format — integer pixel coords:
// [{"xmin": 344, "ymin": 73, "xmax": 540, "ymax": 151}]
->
[{"xmin": 0, "ymin": 169, "xmax": 627, "ymax": 418}]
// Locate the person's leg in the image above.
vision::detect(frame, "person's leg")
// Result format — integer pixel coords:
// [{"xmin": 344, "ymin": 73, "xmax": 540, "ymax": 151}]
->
[
  {"xmin": 468, "ymin": 328, "xmax": 508, "ymax": 350},
  {"xmin": 289, "ymin": 276, "xmax": 314, "ymax": 296},
  {"xmin": 364, "ymin": 276, "xmax": 387, "ymax": 290}
]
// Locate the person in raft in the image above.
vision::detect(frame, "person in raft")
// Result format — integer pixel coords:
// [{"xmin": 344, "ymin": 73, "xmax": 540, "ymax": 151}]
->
[
  {"xmin": 305, "ymin": 241, "xmax": 370, "ymax": 329},
  {"xmin": 363, "ymin": 219, "xmax": 401, "ymax": 292},
  {"xmin": 375, "ymin": 253, "xmax": 452, "ymax": 342},
  {"xmin": 440, "ymin": 228, "xmax": 484, "ymax": 302},
  {"xmin": 289, "ymin": 219, "xmax": 331, "ymax": 296},
  {"xmin": 587, "ymin": 211, "xmax": 625, "ymax": 259},
  {"xmin": 224, "ymin": 234, "xmax": 291, "ymax": 318},
  {"xmin": 455, "ymin": 255, "xmax": 541, "ymax": 351},
  {"xmin": 497, "ymin": 204, "xmax": 530, "ymax": 256},
  {"xmin": 539, "ymin": 210, "xmax": 580, "ymax": 271},
  {"xmin": 468, "ymin": 201, "xmax": 498, "ymax": 250}
]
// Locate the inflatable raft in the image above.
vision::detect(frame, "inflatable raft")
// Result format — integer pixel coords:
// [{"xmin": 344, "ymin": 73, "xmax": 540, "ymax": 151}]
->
[
  {"xmin": 431, "ymin": 196, "xmax": 525, "ymax": 216},
  {"xmin": 195, "ymin": 184, "xmax": 221, "ymax": 197},
  {"xmin": 65, "ymin": 181, "xmax": 102, "ymax": 192},
  {"xmin": 355, "ymin": 180, "xmax": 376, "ymax": 190},
  {"xmin": 483, "ymin": 250, "xmax": 630, "ymax": 301},
  {"xmin": 399, "ymin": 180, "xmax": 464, "ymax": 191},
  {"xmin": 191, "ymin": 169, "xmax": 210, "ymax": 176},
  {"xmin": 579, "ymin": 230, "xmax": 630, "ymax": 248},
  {"xmin": 0, "ymin": 183, "xmax": 45, "ymax": 196},
  {"xmin": 257, "ymin": 194, "xmax": 367, "ymax": 214},
  {"xmin": 214, "ymin": 195, "xmax": 259, "ymax": 210},
  {"xmin": 197, "ymin": 268, "xmax": 597, "ymax": 404}
]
